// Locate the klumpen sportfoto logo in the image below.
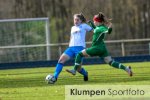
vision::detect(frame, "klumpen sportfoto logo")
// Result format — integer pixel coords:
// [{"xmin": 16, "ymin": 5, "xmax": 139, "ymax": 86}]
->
[{"xmin": 65, "ymin": 85, "xmax": 150, "ymax": 100}]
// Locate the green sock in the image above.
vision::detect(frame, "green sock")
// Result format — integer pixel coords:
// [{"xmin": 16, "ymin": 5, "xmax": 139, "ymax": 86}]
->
[
  {"xmin": 74, "ymin": 65, "xmax": 80, "ymax": 70},
  {"xmin": 74, "ymin": 52, "xmax": 83, "ymax": 70},
  {"xmin": 109, "ymin": 61, "xmax": 126, "ymax": 70}
]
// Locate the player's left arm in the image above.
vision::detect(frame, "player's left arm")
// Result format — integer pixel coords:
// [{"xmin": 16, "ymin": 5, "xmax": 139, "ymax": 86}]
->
[
  {"xmin": 107, "ymin": 22, "xmax": 112, "ymax": 34},
  {"xmin": 87, "ymin": 20, "xmax": 96, "ymax": 29},
  {"xmin": 85, "ymin": 23, "xmax": 94, "ymax": 33}
]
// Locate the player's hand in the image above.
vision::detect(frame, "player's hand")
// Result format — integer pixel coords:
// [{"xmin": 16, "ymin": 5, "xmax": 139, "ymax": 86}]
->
[
  {"xmin": 87, "ymin": 20, "xmax": 92, "ymax": 23},
  {"xmin": 108, "ymin": 22, "xmax": 112, "ymax": 29}
]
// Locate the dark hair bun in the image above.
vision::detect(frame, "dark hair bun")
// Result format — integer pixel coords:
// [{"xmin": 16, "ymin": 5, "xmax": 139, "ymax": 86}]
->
[{"xmin": 98, "ymin": 12, "xmax": 105, "ymax": 21}]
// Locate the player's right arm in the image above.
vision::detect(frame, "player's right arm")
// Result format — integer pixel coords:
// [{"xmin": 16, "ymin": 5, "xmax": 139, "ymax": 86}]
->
[{"xmin": 87, "ymin": 21, "xmax": 96, "ymax": 29}]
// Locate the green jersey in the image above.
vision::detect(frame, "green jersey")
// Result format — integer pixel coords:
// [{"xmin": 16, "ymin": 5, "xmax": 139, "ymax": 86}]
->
[
  {"xmin": 85, "ymin": 22, "xmax": 112, "ymax": 57},
  {"xmin": 89, "ymin": 21, "xmax": 112, "ymax": 46},
  {"xmin": 92, "ymin": 25, "xmax": 108, "ymax": 46}
]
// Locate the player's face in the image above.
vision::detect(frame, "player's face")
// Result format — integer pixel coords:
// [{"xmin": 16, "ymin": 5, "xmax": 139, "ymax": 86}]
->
[
  {"xmin": 94, "ymin": 21, "xmax": 100, "ymax": 26},
  {"xmin": 74, "ymin": 16, "xmax": 82, "ymax": 26}
]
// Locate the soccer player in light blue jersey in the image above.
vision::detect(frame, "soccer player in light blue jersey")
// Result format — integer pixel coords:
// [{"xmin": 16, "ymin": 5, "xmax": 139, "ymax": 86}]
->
[{"xmin": 46, "ymin": 13, "xmax": 93, "ymax": 84}]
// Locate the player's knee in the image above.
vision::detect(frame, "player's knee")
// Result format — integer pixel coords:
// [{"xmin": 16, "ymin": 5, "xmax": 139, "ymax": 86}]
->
[
  {"xmin": 78, "ymin": 52, "xmax": 84, "ymax": 57},
  {"xmin": 58, "ymin": 59, "xmax": 65, "ymax": 64},
  {"xmin": 58, "ymin": 54, "xmax": 70, "ymax": 64},
  {"xmin": 58, "ymin": 57, "xmax": 67, "ymax": 64},
  {"xmin": 104, "ymin": 56, "xmax": 112, "ymax": 64}
]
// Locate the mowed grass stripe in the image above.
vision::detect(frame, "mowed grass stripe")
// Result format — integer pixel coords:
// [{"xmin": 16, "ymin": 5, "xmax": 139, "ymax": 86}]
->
[{"xmin": 0, "ymin": 62, "xmax": 150, "ymax": 100}]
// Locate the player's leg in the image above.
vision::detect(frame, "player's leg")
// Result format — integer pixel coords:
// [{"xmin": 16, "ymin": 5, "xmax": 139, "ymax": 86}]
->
[
  {"xmin": 46, "ymin": 53, "xmax": 70, "ymax": 84},
  {"xmin": 75, "ymin": 47, "xmax": 88, "ymax": 81},
  {"xmin": 48, "ymin": 47, "xmax": 74, "ymax": 84},
  {"xmin": 65, "ymin": 46, "xmax": 89, "ymax": 81},
  {"xmin": 74, "ymin": 49, "xmax": 89, "ymax": 70},
  {"xmin": 66, "ymin": 49, "xmax": 89, "ymax": 74},
  {"xmin": 104, "ymin": 56, "xmax": 133, "ymax": 76},
  {"xmin": 72, "ymin": 46, "xmax": 99, "ymax": 71},
  {"xmin": 66, "ymin": 46, "xmax": 97, "ymax": 78},
  {"xmin": 77, "ymin": 65, "xmax": 88, "ymax": 81},
  {"xmin": 66, "ymin": 46, "xmax": 88, "ymax": 81},
  {"xmin": 53, "ymin": 53, "xmax": 70, "ymax": 79}
]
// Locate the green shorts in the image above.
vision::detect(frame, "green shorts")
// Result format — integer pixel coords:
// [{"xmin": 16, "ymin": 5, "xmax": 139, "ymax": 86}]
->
[{"xmin": 86, "ymin": 45, "xmax": 109, "ymax": 57}]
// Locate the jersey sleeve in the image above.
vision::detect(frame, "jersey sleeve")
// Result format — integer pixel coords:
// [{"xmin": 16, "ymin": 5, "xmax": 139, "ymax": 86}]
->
[
  {"xmin": 88, "ymin": 21, "xmax": 96, "ymax": 29},
  {"xmin": 108, "ymin": 28, "xmax": 112, "ymax": 34},
  {"xmin": 95, "ymin": 27, "xmax": 108, "ymax": 34},
  {"xmin": 84, "ymin": 24, "xmax": 93, "ymax": 32},
  {"xmin": 94, "ymin": 28, "xmax": 101, "ymax": 34},
  {"xmin": 101, "ymin": 27, "xmax": 108, "ymax": 33},
  {"xmin": 70, "ymin": 26, "xmax": 73, "ymax": 33}
]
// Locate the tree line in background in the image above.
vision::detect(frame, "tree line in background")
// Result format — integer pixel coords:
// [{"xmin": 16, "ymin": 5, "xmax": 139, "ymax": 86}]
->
[
  {"xmin": 0, "ymin": 0, "xmax": 150, "ymax": 61},
  {"xmin": 0, "ymin": 0, "xmax": 149, "ymax": 43}
]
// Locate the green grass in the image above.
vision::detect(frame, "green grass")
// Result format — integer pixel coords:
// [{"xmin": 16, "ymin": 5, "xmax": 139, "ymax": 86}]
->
[{"xmin": 0, "ymin": 62, "xmax": 150, "ymax": 100}]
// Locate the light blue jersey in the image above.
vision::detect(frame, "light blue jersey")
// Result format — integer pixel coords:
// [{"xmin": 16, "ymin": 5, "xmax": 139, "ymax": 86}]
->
[
  {"xmin": 69, "ymin": 23, "xmax": 92, "ymax": 47},
  {"xmin": 53, "ymin": 23, "xmax": 92, "ymax": 79}
]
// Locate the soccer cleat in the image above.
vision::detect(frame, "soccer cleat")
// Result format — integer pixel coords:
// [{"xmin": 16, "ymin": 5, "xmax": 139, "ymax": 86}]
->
[
  {"xmin": 84, "ymin": 71, "xmax": 88, "ymax": 81},
  {"xmin": 126, "ymin": 66, "xmax": 133, "ymax": 77},
  {"xmin": 66, "ymin": 69, "xmax": 76, "ymax": 75}
]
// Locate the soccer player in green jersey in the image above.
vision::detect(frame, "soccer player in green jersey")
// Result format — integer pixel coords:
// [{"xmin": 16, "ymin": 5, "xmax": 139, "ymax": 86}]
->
[{"xmin": 66, "ymin": 12, "xmax": 133, "ymax": 80}]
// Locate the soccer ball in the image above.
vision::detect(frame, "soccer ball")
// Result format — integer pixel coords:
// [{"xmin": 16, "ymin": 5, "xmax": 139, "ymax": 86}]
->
[{"xmin": 45, "ymin": 74, "xmax": 56, "ymax": 84}]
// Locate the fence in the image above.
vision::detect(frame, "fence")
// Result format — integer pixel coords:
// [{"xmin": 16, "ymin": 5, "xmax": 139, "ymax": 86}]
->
[
  {"xmin": 0, "ymin": 38, "xmax": 150, "ymax": 63},
  {"xmin": 51, "ymin": 38, "xmax": 150, "ymax": 58},
  {"xmin": 0, "ymin": 18, "xmax": 50, "ymax": 63},
  {"xmin": 0, "ymin": 18, "xmax": 150, "ymax": 69},
  {"xmin": 1, "ymin": 38, "xmax": 150, "ymax": 69}
]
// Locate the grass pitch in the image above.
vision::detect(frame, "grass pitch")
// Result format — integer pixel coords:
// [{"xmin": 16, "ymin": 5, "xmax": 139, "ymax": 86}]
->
[{"xmin": 0, "ymin": 62, "xmax": 150, "ymax": 100}]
